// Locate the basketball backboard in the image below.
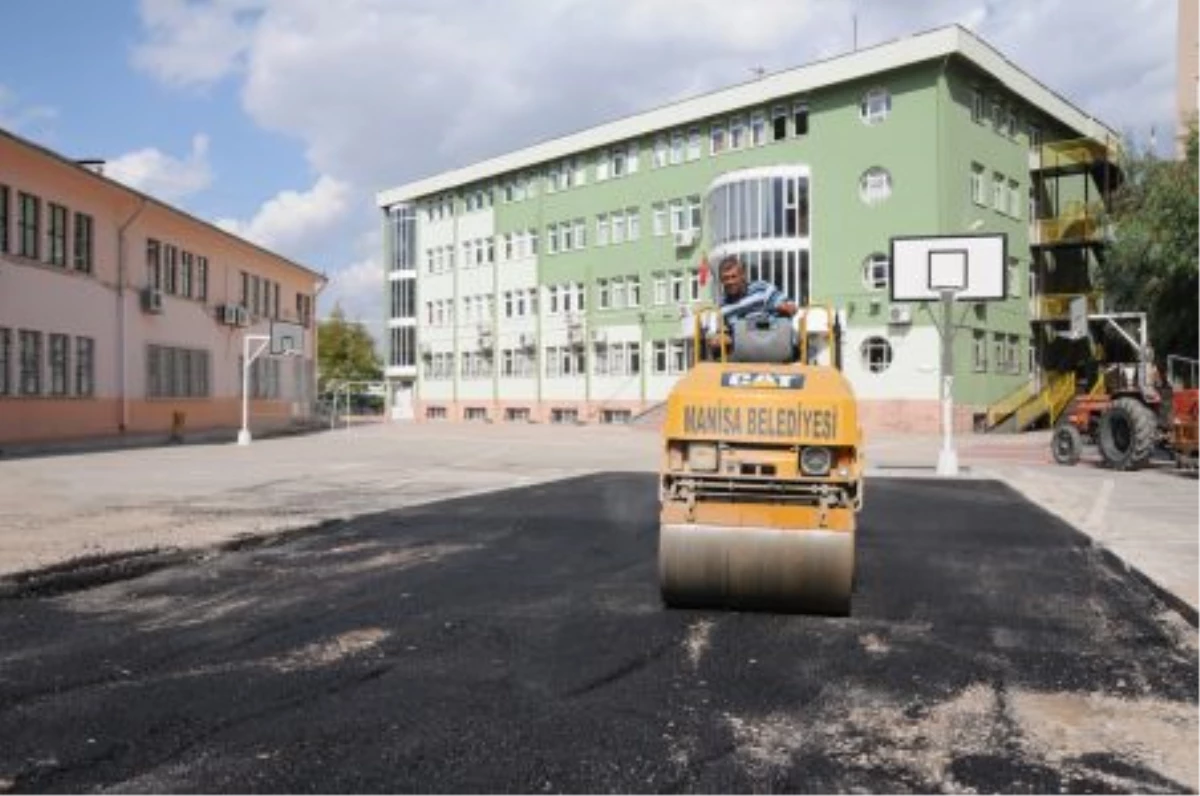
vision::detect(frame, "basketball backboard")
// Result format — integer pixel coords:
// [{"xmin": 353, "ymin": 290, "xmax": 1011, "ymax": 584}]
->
[
  {"xmin": 270, "ymin": 320, "xmax": 305, "ymax": 356},
  {"xmin": 889, "ymin": 234, "xmax": 1007, "ymax": 302}
]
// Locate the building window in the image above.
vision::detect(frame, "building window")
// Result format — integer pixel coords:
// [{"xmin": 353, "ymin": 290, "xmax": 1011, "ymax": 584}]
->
[
  {"xmin": 551, "ymin": 408, "xmax": 579, "ymax": 424},
  {"xmin": 601, "ymin": 410, "xmax": 632, "ymax": 424},
  {"xmin": 862, "ymin": 253, "xmax": 889, "ymax": 290},
  {"xmin": 772, "ymin": 105, "xmax": 788, "ymax": 140},
  {"xmin": 465, "ymin": 407, "xmax": 488, "ymax": 422},
  {"xmin": 1008, "ymin": 258, "xmax": 1020, "ymax": 298},
  {"xmin": 1006, "ymin": 107, "xmax": 1019, "ymax": 139},
  {"xmin": 993, "ymin": 333, "xmax": 1005, "ymax": 375},
  {"xmin": 612, "ymin": 147, "xmax": 628, "ymax": 178},
  {"xmin": 973, "ymin": 331, "xmax": 987, "ymax": 372},
  {"xmin": 670, "ymin": 131, "xmax": 685, "ymax": 165},
  {"xmin": 0, "ymin": 185, "xmax": 8, "ymax": 253},
  {"xmin": 653, "ymin": 340, "xmax": 668, "ymax": 374},
  {"xmin": 992, "ymin": 172, "xmax": 1006, "ymax": 212},
  {"xmin": 860, "ymin": 337, "xmax": 893, "ymax": 373},
  {"xmin": 75, "ymin": 336, "xmax": 95, "ymax": 397},
  {"xmin": 627, "ymin": 208, "xmax": 640, "ymax": 241},
  {"xmin": 991, "ymin": 98, "xmax": 1003, "ymax": 129},
  {"xmin": 48, "ymin": 333, "xmax": 69, "ymax": 396},
  {"xmin": 0, "ymin": 328, "xmax": 10, "ymax": 395},
  {"xmin": 1007, "ymin": 179, "xmax": 1021, "ymax": 218},
  {"xmin": 194, "ymin": 256, "xmax": 207, "ymax": 301},
  {"xmin": 710, "ymin": 123, "xmax": 727, "ymax": 155},
  {"xmin": 653, "ymin": 135, "xmax": 668, "ymax": 168},
  {"xmin": 970, "ymin": 87, "xmax": 985, "ymax": 123},
  {"xmin": 426, "ymin": 406, "xmax": 447, "ymax": 420},
  {"xmin": 793, "ymin": 101, "xmax": 809, "ymax": 136},
  {"xmin": 750, "ymin": 112, "xmax": 766, "ymax": 145},
  {"xmin": 860, "ymin": 88, "xmax": 891, "ymax": 124},
  {"xmin": 164, "ymin": 245, "xmax": 178, "ymax": 294},
  {"xmin": 180, "ymin": 252, "xmax": 194, "ymax": 298},
  {"xmin": 19, "ymin": 330, "xmax": 42, "ymax": 395},
  {"xmin": 597, "ymin": 279, "xmax": 610, "ymax": 310},
  {"xmin": 148, "ymin": 345, "xmax": 212, "ymax": 398},
  {"xmin": 573, "ymin": 218, "xmax": 586, "ymax": 249},
  {"xmin": 506, "ymin": 408, "xmax": 531, "ymax": 422},
  {"xmin": 47, "ymin": 203, "xmax": 67, "ymax": 266},
  {"xmin": 686, "ymin": 127, "xmax": 702, "ymax": 160},
  {"xmin": 18, "ymin": 192, "xmax": 39, "ymax": 259},
  {"xmin": 859, "ymin": 167, "xmax": 892, "ymax": 205},
  {"xmin": 653, "ymin": 272, "xmax": 668, "ymax": 305},
  {"xmin": 1028, "ymin": 122, "xmax": 1042, "ymax": 150},
  {"xmin": 970, "ymin": 163, "xmax": 986, "ymax": 205},
  {"xmin": 729, "ymin": 116, "xmax": 746, "ymax": 149},
  {"xmin": 147, "ymin": 240, "xmax": 162, "ymax": 289},
  {"xmin": 652, "ymin": 204, "xmax": 666, "ymax": 237},
  {"xmin": 1028, "ymin": 341, "xmax": 1037, "ymax": 374},
  {"xmin": 72, "ymin": 212, "xmax": 93, "ymax": 273}
]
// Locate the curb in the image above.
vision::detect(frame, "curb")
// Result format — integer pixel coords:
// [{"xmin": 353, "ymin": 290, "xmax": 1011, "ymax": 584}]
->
[
  {"xmin": 0, "ymin": 518, "xmax": 347, "ymax": 600},
  {"xmin": 991, "ymin": 472, "xmax": 1200, "ymax": 629}
]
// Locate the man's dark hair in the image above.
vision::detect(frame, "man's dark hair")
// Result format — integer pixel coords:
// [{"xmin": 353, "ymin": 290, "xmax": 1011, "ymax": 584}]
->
[{"xmin": 718, "ymin": 255, "xmax": 742, "ymax": 274}]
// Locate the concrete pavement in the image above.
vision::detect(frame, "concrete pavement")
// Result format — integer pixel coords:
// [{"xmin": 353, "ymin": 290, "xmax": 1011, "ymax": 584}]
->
[{"xmin": 0, "ymin": 423, "xmax": 1195, "ymax": 623}]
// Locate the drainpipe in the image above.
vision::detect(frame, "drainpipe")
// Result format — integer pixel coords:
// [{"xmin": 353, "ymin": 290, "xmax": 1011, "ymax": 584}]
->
[
  {"xmin": 117, "ymin": 197, "xmax": 148, "ymax": 432},
  {"xmin": 313, "ymin": 276, "xmax": 328, "ymax": 413}
]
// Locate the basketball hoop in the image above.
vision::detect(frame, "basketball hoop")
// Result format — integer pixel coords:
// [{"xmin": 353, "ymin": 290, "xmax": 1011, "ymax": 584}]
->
[
  {"xmin": 237, "ymin": 320, "xmax": 308, "ymax": 445},
  {"xmin": 889, "ymin": 233, "xmax": 1008, "ymax": 477}
]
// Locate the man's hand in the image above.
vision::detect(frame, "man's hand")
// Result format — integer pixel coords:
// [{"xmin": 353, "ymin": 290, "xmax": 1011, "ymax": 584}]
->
[
  {"xmin": 707, "ymin": 332, "xmax": 732, "ymax": 355},
  {"xmin": 776, "ymin": 300, "xmax": 799, "ymax": 317}
]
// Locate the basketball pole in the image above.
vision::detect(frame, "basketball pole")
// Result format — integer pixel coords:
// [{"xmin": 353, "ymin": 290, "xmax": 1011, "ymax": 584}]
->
[
  {"xmin": 238, "ymin": 334, "xmax": 270, "ymax": 446},
  {"xmin": 937, "ymin": 288, "xmax": 959, "ymax": 476}
]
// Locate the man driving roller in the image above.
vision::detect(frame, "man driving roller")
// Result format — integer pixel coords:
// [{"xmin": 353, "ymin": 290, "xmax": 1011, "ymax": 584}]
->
[{"xmin": 706, "ymin": 255, "xmax": 798, "ymax": 355}]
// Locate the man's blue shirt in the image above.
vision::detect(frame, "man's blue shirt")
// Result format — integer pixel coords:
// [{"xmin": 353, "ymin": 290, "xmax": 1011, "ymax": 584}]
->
[{"xmin": 719, "ymin": 280, "xmax": 788, "ymax": 323}]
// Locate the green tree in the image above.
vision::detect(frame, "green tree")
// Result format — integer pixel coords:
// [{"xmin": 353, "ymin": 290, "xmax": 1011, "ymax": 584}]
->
[
  {"xmin": 318, "ymin": 303, "xmax": 382, "ymax": 387},
  {"xmin": 1099, "ymin": 121, "xmax": 1198, "ymax": 361}
]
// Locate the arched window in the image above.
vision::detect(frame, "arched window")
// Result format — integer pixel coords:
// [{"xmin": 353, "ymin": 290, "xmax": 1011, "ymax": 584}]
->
[
  {"xmin": 860, "ymin": 336, "xmax": 893, "ymax": 373},
  {"xmin": 859, "ymin": 167, "xmax": 892, "ymax": 205},
  {"xmin": 860, "ymin": 87, "xmax": 891, "ymax": 124}
]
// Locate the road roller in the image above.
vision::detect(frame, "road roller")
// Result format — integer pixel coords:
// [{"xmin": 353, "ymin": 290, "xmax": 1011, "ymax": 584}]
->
[{"xmin": 658, "ymin": 305, "xmax": 864, "ymax": 615}]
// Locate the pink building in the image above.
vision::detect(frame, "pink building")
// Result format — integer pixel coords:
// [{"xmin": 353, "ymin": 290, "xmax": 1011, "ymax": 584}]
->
[
  {"xmin": 0, "ymin": 127, "xmax": 326, "ymax": 447},
  {"xmin": 1180, "ymin": 0, "xmax": 1198, "ymax": 156}
]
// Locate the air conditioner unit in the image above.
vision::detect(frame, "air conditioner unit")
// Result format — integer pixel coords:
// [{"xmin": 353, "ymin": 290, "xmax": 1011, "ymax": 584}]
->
[
  {"xmin": 220, "ymin": 304, "xmax": 239, "ymax": 325},
  {"xmin": 419, "ymin": 341, "xmax": 432, "ymax": 356},
  {"xmin": 567, "ymin": 326, "xmax": 584, "ymax": 345},
  {"xmin": 234, "ymin": 305, "xmax": 250, "ymax": 327},
  {"xmin": 519, "ymin": 333, "xmax": 537, "ymax": 350},
  {"xmin": 888, "ymin": 304, "xmax": 912, "ymax": 325},
  {"xmin": 142, "ymin": 287, "xmax": 164, "ymax": 314},
  {"xmin": 674, "ymin": 229, "xmax": 698, "ymax": 248}
]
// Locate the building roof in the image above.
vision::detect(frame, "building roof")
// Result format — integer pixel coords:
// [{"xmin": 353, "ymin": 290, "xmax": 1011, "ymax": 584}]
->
[
  {"xmin": 377, "ymin": 24, "xmax": 1121, "ymax": 207},
  {"xmin": 0, "ymin": 126, "xmax": 328, "ymax": 285}
]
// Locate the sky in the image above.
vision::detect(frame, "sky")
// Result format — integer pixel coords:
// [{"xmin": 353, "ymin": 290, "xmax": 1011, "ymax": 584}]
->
[{"xmin": 0, "ymin": 0, "xmax": 1183, "ymax": 341}]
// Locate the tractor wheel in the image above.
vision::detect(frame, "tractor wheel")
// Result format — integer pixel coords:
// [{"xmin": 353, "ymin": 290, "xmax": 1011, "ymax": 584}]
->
[
  {"xmin": 1098, "ymin": 397, "xmax": 1158, "ymax": 471},
  {"xmin": 1051, "ymin": 424, "xmax": 1082, "ymax": 466}
]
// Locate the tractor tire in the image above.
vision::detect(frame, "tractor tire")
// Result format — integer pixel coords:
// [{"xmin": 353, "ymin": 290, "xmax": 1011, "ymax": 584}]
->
[
  {"xmin": 1052, "ymin": 424, "xmax": 1082, "ymax": 466},
  {"xmin": 1098, "ymin": 397, "xmax": 1158, "ymax": 471}
]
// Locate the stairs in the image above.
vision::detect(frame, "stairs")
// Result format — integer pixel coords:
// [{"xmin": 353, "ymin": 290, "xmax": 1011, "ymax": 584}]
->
[{"xmin": 984, "ymin": 371, "xmax": 1078, "ymax": 432}]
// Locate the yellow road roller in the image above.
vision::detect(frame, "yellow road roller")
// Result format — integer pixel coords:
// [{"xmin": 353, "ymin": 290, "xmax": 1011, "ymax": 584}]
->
[{"xmin": 658, "ymin": 304, "xmax": 864, "ymax": 615}]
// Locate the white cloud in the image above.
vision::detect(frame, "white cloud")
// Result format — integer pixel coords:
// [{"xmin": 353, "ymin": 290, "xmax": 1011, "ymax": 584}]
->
[
  {"xmin": 105, "ymin": 133, "xmax": 214, "ymax": 202},
  {"xmin": 0, "ymin": 84, "xmax": 58, "ymax": 137},
  {"xmin": 215, "ymin": 174, "xmax": 351, "ymax": 256},
  {"xmin": 133, "ymin": 0, "xmax": 1180, "ymax": 328},
  {"xmin": 131, "ymin": 0, "xmax": 265, "ymax": 89}
]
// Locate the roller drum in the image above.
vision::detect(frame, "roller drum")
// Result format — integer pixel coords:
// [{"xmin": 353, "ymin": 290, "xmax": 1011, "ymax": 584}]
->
[{"xmin": 659, "ymin": 524, "xmax": 855, "ymax": 615}]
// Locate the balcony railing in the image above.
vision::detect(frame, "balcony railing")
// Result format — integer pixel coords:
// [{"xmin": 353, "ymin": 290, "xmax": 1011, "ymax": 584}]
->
[
  {"xmin": 1030, "ymin": 200, "xmax": 1110, "ymax": 246},
  {"xmin": 1034, "ymin": 291, "xmax": 1103, "ymax": 321},
  {"xmin": 1028, "ymin": 137, "xmax": 1119, "ymax": 172}
]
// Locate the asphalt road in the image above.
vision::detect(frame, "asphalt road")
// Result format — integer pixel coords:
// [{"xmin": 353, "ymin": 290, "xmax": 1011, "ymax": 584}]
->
[{"xmin": 0, "ymin": 475, "xmax": 1196, "ymax": 794}]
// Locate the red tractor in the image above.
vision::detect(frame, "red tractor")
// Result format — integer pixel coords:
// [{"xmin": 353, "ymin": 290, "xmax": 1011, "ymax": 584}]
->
[{"xmin": 1053, "ymin": 354, "xmax": 1198, "ymax": 471}]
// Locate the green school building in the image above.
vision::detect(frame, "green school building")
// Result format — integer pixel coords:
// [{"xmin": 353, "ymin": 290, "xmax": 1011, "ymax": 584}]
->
[{"xmin": 376, "ymin": 24, "xmax": 1119, "ymax": 432}]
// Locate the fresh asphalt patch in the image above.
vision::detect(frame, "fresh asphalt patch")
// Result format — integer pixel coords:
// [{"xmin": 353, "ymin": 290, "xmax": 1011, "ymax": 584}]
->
[{"xmin": 0, "ymin": 475, "xmax": 1195, "ymax": 793}]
